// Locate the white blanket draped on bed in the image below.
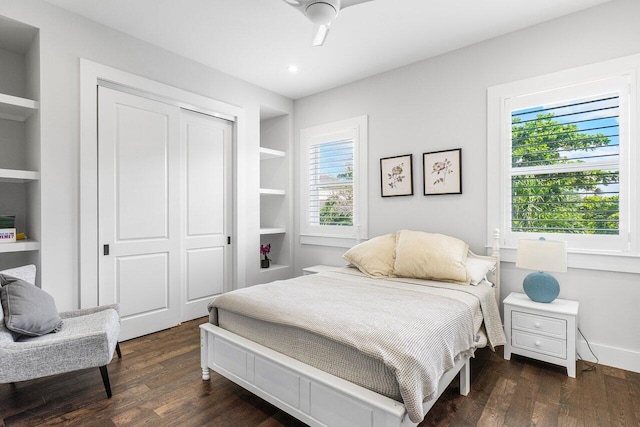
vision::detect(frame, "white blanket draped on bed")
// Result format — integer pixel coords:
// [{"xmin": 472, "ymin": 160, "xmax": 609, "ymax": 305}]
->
[{"xmin": 208, "ymin": 268, "xmax": 505, "ymax": 423}]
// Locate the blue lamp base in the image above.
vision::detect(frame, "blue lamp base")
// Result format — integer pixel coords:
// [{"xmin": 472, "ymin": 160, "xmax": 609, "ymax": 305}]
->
[{"xmin": 523, "ymin": 271, "xmax": 559, "ymax": 303}]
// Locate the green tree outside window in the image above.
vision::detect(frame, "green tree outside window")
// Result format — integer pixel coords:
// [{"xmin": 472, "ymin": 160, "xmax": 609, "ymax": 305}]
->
[{"xmin": 511, "ymin": 110, "xmax": 619, "ymax": 235}]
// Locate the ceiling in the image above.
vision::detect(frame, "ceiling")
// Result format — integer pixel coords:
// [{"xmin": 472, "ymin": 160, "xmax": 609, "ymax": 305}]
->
[{"xmin": 44, "ymin": 0, "xmax": 612, "ymax": 99}]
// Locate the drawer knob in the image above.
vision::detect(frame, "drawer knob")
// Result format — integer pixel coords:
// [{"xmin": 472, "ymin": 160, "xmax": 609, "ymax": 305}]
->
[
  {"xmin": 534, "ymin": 322, "xmax": 541, "ymax": 328},
  {"xmin": 535, "ymin": 341, "xmax": 541, "ymax": 347}
]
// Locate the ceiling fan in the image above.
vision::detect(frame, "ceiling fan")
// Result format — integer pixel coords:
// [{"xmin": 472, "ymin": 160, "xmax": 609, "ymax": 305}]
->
[{"xmin": 282, "ymin": 0, "xmax": 374, "ymax": 47}]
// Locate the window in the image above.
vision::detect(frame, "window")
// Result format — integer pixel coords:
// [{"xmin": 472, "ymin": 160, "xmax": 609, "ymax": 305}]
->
[
  {"xmin": 488, "ymin": 55, "xmax": 640, "ymax": 270},
  {"xmin": 299, "ymin": 116, "xmax": 368, "ymax": 247}
]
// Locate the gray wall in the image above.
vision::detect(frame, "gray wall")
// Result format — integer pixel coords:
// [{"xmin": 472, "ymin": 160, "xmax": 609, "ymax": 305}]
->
[
  {"xmin": 0, "ymin": 0, "xmax": 293, "ymax": 310},
  {"xmin": 293, "ymin": 0, "xmax": 640, "ymax": 371}
]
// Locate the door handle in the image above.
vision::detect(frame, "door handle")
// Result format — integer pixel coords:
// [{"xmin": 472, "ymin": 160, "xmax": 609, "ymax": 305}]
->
[{"xmin": 103, "ymin": 244, "xmax": 110, "ymax": 256}]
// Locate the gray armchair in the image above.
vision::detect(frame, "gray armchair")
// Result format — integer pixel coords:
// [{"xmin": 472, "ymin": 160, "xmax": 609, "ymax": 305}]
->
[{"xmin": 0, "ymin": 265, "xmax": 121, "ymax": 398}]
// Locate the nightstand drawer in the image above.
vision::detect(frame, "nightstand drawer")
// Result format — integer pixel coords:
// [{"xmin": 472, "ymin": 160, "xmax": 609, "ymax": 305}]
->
[
  {"xmin": 512, "ymin": 311, "xmax": 566, "ymax": 339},
  {"xmin": 512, "ymin": 330, "xmax": 566, "ymax": 359}
]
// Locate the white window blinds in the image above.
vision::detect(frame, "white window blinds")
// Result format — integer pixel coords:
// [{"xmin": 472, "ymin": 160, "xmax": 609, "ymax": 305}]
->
[
  {"xmin": 299, "ymin": 115, "xmax": 368, "ymax": 246},
  {"xmin": 308, "ymin": 138, "xmax": 354, "ymax": 227},
  {"xmin": 510, "ymin": 94, "xmax": 620, "ymax": 236}
]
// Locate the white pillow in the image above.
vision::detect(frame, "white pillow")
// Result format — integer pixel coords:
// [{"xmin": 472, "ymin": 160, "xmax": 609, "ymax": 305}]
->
[
  {"xmin": 466, "ymin": 253, "xmax": 496, "ymax": 285},
  {"xmin": 343, "ymin": 233, "xmax": 397, "ymax": 277},
  {"xmin": 393, "ymin": 230, "xmax": 470, "ymax": 284}
]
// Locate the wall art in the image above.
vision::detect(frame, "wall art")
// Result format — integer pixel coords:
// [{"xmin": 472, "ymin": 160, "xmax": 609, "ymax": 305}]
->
[
  {"xmin": 380, "ymin": 154, "xmax": 413, "ymax": 197},
  {"xmin": 423, "ymin": 148, "xmax": 462, "ymax": 195}
]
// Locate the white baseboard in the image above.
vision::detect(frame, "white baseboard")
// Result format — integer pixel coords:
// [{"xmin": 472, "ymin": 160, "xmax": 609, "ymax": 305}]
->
[{"xmin": 577, "ymin": 338, "xmax": 640, "ymax": 373}]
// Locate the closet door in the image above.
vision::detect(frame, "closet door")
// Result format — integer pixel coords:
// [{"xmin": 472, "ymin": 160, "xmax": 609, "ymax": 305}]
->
[
  {"xmin": 98, "ymin": 86, "xmax": 181, "ymax": 340},
  {"xmin": 180, "ymin": 109, "xmax": 232, "ymax": 321}
]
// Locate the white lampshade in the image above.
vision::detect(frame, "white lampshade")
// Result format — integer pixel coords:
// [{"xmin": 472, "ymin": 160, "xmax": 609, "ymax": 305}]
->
[{"xmin": 516, "ymin": 238, "xmax": 567, "ymax": 273}]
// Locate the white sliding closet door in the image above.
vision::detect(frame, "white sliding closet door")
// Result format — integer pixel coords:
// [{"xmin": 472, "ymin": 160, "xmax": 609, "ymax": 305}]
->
[
  {"xmin": 98, "ymin": 86, "xmax": 182, "ymax": 340},
  {"xmin": 98, "ymin": 87, "xmax": 233, "ymax": 340},
  {"xmin": 180, "ymin": 110, "xmax": 232, "ymax": 321}
]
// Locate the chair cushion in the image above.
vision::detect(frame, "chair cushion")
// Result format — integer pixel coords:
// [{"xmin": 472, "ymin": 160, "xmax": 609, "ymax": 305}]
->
[
  {"xmin": 0, "ymin": 274, "xmax": 63, "ymax": 337},
  {"xmin": 1, "ymin": 308, "xmax": 120, "ymax": 383},
  {"xmin": 0, "ymin": 265, "xmax": 36, "ymax": 285}
]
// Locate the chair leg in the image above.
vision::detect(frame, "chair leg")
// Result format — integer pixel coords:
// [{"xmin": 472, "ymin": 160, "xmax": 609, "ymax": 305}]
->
[
  {"xmin": 115, "ymin": 342, "xmax": 122, "ymax": 359},
  {"xmin": 99, "ymin": 365, "xmax": 112, "ymax": 398}
]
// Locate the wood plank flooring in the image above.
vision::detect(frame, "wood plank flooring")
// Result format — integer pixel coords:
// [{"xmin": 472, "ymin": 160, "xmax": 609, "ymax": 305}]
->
[{"xmin": 1, "ymin": 317, "xmax": 638, "ymax": 426}]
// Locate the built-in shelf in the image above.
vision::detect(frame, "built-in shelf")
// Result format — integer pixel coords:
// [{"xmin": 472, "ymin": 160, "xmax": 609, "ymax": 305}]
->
[
  {"xmin": 259, "ymin": 188, "xmax": 286, "ymax": 196},
  {"xmin": 0, "ymin": 93, "xmax": 39, "ymax": 122},
  {"xmin": 259, "ymin": 111, "xmax": 291, "ymax": 284},
  {"xmin": 260, "ymin": 227, "xmax": 286, "ymax": 235},
  {"xmin": 259, "ymin": 147, "xmax": 286, "ymax": 160},
  {"xmin": 0, "ymin": 22, "xmax": 41, "ymax": 275},
  {"xmin": 259, "ymin": 263, "xmax": 289, "ymax": 273},
  {"xmin": 0, "ymin": 239, "xmax": 40, "ymax": 253},
  {"xmin": 0, "ymin": 168, "xmax": 40, "ymax": 183}
]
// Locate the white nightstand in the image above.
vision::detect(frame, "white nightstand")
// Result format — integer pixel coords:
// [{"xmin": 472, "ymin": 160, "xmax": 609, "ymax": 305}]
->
[
  {"xmin": 504, "ymin": 292, "xmax": 579, "ymax": 377},
  {"xmin": 302, "ymin": 265, "xmax": 339, "ymax": 275}
]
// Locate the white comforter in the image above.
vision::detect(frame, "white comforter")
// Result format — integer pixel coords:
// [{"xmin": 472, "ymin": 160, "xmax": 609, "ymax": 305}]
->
[{"xmin": 208, "ymin": 268, "xmax": 505, "ymax": 423}]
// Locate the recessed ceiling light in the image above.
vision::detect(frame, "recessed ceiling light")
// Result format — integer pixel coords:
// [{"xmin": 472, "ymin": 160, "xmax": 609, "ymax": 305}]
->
[{"xmin": 287, "ymin": 65, "xmax": 298, "ymax": 73}]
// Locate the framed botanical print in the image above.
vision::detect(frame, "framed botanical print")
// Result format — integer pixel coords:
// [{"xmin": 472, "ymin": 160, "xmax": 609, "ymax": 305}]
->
[
  {"xmin": 380, "ymin": 154, "xmax": 413, "ymax": 197},
  {"xmin": 423, "ymin": 148, "xmax": 462, "ymax": 195}
]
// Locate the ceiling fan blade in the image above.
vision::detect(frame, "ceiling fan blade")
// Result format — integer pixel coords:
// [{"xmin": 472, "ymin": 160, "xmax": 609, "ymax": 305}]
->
[
  {"xmin": 282, "ymin": 0, "xmax": 307, "ymax": 14},
  {"xmin": 341, "ymin": 0, "xmax": 374, "ymax": 9},
  {"xmin": 312, "ymin": 24, "xmax": 330, "ymax": 47}
]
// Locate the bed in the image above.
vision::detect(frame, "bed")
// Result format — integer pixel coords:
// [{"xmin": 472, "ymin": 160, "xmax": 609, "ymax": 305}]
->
[{"xmin": 200, "ymin": 229, "xmax": 505, "ymax": 427}]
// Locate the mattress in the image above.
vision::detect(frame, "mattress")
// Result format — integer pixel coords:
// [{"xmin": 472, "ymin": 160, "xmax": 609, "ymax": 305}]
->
[
  {"xmin": 213, "ymin": 270, "xmax": 488, "ymax": 404},
  {"xmin": 217, "ymin": 308, "xmax": 487, "ymax": 402}
]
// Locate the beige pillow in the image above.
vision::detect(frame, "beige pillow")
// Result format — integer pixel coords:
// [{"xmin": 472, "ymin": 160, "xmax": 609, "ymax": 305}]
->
[
  {"xmin": 393, "ymin": 230, "xmax": 471, "ymax": 284},
  {"xmin": 342, "ymin": 233, "xmax": 397, "ymax": 277}
]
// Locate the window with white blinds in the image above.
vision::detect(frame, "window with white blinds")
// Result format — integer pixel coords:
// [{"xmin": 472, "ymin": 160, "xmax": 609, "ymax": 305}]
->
[
  {"xmin": 510, "ymin": 94, "xmax": 621, "ymax": 236},
  {"xmin": 308, "ymin": 139, "xmax": 354, "ymax": 227},
  {"xmin": 300, "ymin": 116, "xmax": 368, "ymax": 246},
  {"xmin": 488, "ymin": 56, "xmax": 640, "ymax": 270}
]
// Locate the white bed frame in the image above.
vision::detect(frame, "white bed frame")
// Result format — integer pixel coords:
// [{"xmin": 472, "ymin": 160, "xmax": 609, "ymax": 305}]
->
[{"xmin": 200, "ymin": 229, "xmax": 501, "ymax": 427}]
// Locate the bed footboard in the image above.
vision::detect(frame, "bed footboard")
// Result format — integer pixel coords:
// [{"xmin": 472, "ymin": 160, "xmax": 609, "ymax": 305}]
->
[{"xmin": 200, "ymin": 323, "xmax": 471, "ymax": 427}]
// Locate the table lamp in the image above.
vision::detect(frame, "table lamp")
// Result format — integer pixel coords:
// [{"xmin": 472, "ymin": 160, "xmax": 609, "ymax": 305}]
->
[{"xmin": 516, "ymin": 238, "xmax": 567, "ymax": 303}]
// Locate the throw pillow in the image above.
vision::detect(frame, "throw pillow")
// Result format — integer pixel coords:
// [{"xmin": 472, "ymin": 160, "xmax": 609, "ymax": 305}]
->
[
  {"xmin": 0, "ymin": 274, "xmax": 63, "ymax": 336},
  {"xmin": 342, "ymin": 233, "xmax": 397, "ymax": 277},
  {"xmin": 393, "ymin": 229, "xmax": 471, "ymax": 284}
]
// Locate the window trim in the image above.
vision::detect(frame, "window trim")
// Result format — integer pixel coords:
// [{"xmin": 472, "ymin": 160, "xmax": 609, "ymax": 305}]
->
[
  {"xmin": 506, "ymin": 77, "xmax": 629, "ymax": 252},
  {"xmin": 299, "ymin": 115, "xmax": 368, "ymax": 247},
  {"xmin": 487, "ymin": 54, "xmax": 640, "ymax": 273}
]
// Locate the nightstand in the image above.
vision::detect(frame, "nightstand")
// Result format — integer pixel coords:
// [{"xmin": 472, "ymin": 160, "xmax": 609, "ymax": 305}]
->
[
  {"xmin": 302, "ymin": 265, "xmax": 339, "ymax": 275},
  {"xmin": 504, "ymin": 292, "xmax": 579, "ymax": 377}
]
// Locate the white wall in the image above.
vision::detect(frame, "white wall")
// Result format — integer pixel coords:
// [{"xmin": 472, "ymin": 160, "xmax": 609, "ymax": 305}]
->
[
  {"xmin": 0, "ymin": 0, "xmax": 293, "ymax": 309},
  {"xmin": 293, "ymin": 0, "xmax": 640, "ymax": 372}
]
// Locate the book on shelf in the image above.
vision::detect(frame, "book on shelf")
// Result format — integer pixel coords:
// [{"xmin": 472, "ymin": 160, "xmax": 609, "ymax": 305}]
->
[
  {"xmin": 0, "ymin": 215, "xmax": 15, "ymax": 229},
  {"xmin": 0, "ymin": 228, "xmax": 16, "ymax": 244}
]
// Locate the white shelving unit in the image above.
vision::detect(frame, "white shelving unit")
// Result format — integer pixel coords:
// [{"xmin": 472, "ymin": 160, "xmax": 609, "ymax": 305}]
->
[
  {"xmin": 260, "ymin": 227, "xmax": 286, "ymax": 235},
  {"xmin": 0, "ymin": 17, "xmax": 41, "ymax": 271},
  {"xmin": 0, "ymin": 93, "xmax": 39, "ymax": 121},
  {"xmin": 260, "ymin": 263, "xmax": 288, "ymax": 273},
  {"xmin": 259, "ymin": 188, "xmax": 286, "ymax": 196},
  {"xmin": 0, "ymin": 168, "xmax": 40, "ymax": 183},
  {"xmin": 258, "ymin": 110, "xmax": 292, "ymax": 283},
  {"xmin": 259, "ymin": 147, "xmax": 285, "ymax": 161},
  {"xmin": 0, "ymin": 240, "xmax": 40, "ymax": 254}
]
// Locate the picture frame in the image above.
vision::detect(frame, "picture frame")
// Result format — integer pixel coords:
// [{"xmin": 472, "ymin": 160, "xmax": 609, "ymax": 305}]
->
[
  {"xmin": 423, "ymin": 148, "xmax": 462, "ymax": 195},
  {"xmin": 380, "ymin": 154, "xmax": 413, "ymax": 197}
]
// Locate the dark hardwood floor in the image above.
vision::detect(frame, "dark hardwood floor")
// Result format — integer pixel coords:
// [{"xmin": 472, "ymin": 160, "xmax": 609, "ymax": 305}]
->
[{"xmin": 1, "ymin": 318, "xmax": 638, "ymax": 426}]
